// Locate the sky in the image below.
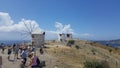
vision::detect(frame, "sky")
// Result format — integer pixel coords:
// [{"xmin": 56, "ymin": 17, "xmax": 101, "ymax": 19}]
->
[{"xmin": 0, "ymin": 0, "xmax": 120, "ymax": 40}]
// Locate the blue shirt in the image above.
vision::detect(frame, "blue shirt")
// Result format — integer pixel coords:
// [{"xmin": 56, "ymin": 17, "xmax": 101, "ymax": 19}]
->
[{"xmin": 21, "ymin": 50, "xmax": 27, "ymax": 58}]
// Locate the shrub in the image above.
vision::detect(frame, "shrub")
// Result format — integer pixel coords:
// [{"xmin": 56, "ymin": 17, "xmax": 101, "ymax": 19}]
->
[
  {"xmin": 90, "ymin": 42, "xmax": 93, "ymax": 45},
  {"xmin": 84, "ymin": 61, "xmax": 105, "ymax": 68},
  {"xmin": 91, "ymin": 48, "xmax": 96, "ymax": 55},
  {"xmin": 75, "ymin": 45, "xmax": 80, "ymax": 49},
  {"xmin": 109, "ymin": 49, "xmax": 112, "ymax": 53},
  {"xmin": 115, "ymin": 47, "xmax": 118, "ymax": 50},
  {"xmin": 68, "ymin": 40, "xmax": 75, "ymax": 45},
  {"xmin": 67, "ymin": 40, "xmax": 75, "ymax": 46}
]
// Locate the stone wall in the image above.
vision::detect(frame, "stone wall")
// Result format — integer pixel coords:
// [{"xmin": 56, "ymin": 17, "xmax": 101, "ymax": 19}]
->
[{"xmin": 32, "ymin": 34, "xmax": 45, "ymax": 47}]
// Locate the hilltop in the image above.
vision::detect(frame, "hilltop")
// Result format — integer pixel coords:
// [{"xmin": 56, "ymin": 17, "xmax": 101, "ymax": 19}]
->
[
  {"xmin": 44, "ymin": 40, "xmax": 120, "ymax": 68},
  {"xmin": 0, "ymin": 40, "xmax": 120, "ymax": 68}
]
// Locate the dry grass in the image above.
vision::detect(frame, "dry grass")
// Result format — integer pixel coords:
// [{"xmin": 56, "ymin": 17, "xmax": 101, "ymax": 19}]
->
[{"xmin": 44, "ymin": 40, "xmax": 120, "ymax": 68}]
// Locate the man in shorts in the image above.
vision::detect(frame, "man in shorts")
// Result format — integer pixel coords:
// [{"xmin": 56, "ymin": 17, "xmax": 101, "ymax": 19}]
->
[
  {"xmin": 14, "ymin": 45, "xmax": 19, "ymax": 60},
  {"xmin": 8, "ymin": 46, "xmax": 12, "ymax": 60}
]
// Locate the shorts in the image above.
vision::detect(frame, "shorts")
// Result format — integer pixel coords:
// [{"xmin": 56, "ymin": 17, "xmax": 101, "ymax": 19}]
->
[
  {"xmin": 8, "ymin": 51, "xmax": 11, "ymax": 55},
  {"xmin": 15, "ymin": 51, "xmax": 19, "ymax": 54},
  {"xmin": 23, "ymin": 58, "xmax": 27, "ymax": 65}
]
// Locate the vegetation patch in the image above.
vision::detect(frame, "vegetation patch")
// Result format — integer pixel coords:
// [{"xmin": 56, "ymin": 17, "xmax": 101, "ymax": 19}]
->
[
  {"xmin": 91, "ymin": 48, "xmax": 97, "ymax": 55},
  {"xmin": 67, "ymin": 40, "xmax": 75, "ymax": 46},
  {"xmin": 84, "ymin": 60, "xmax": 108, "ymax": 68},
  {"xmin": 75, "ymin": 45, "xmax": 80, "ymax": 49}
]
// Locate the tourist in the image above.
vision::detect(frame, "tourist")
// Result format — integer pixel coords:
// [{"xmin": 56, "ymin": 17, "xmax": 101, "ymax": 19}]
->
[
  {"xmin": 8, "ymin": 46, "xmax": 12, "ymax": 60},
  {"xmin": 20, "ymin": 58, "xmax": 25, "ymax": 68},
  {"xmin": 32, "ymin": 46, "xmax": 36, "ymax": 55},
  {"xmin": 13, "ymin": 43, "xmax": 16, "ymax": 54},
  {"xmin": 26, "ymin": 52, "xmax": 38, "ymax": 68},
  {"xmin": 1, "ymin": 46, "xmax": 5, "ymax": 54},
  {"xmin": 1, "ymin": 43, "xmax": 4, "ymax": 54},
  {"xmin": 21, "ymin": 47, "xmax": 27, "ymax": 67},
  {"xmin": 40, "ymin": 47, "xmax": 44, "ymax": 54},
  {"xmin": 14, "ymin": 44, "xmax": 19, "ymax": 60}
]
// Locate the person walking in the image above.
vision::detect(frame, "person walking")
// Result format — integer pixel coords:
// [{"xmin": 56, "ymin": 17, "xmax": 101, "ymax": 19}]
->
[
  {"xmin": 8, "ymin": 46, "xmax": 12, "ymax": 60},
  {"xmin": 21, "ymin": 47, "xmax": 27, "ymax": 67},
  {"xmin": 14, "ymin": 44, "xmax": 19, "ymax": 60}
]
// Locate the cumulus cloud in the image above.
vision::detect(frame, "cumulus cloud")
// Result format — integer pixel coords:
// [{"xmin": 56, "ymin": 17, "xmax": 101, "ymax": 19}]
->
[
  {"xmin": 0, "ymin": 12, "xmax": 44, "ymax": 40},
  {"xmin": 48, "ymin": 22, "xmax": 95, "ymax": 40},
  {"xmin": 18, "ymin": 19, "xmax": 43, "ymax": 33},
  {"xmin": 0, "ymin": 12, "xmax": 43, "ymax": 33},
  {"xmin": 0, "ymin": 12, "xmax": 95, "ymax": 40},
  {"xmin": 55, "ymin": 22, "xmax": 74, "ymax": 34},
  {"xmin": 80, "ymin": 33, "xmax": 94, "ymax": 37},
  {"xmin": 0, "ymin": 12, "xmax": 13, "ymax": 26}
]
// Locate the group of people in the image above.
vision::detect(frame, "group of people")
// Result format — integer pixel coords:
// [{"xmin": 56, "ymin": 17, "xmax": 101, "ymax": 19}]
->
[{"xmin": 1, "ymin": 43, "xmax": 44, "ymax": 68}]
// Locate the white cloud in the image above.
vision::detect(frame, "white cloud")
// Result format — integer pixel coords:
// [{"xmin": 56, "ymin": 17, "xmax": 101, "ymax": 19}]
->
[
  {"xmin": 0, "ymin": 12, "xmax": 13, "ymax": 26},
  {"xmin": 0, "ymin": 12, "xmax": 44, "ymax": 40},
  {"xmin": 0, "ymin": 12, "xmax": 43, "ymax": 33},
  {"xmin": 74, "ymin": 33, "xmax": 95, "ymax": 40},
  {"xmin": 45, "ymin": 31, "xmax": 58, "ymax": 40},
  {"xmin": 55, "ymin": 22, "xmax": 74, "ymax": 34},
  {"xmin": 0, "ymin": 12, "xmax": 95, "ymax": 40},
  {"xmin": 18, "ymin": 19, "xmax": 43, "ymax": 33},
  {"xmin": 80, "ymin": 33, "xmax": 94, "ymax": 37},
  {"xmin": 48, "ymin": 22, "xmax": 95, "ymax": 40}
]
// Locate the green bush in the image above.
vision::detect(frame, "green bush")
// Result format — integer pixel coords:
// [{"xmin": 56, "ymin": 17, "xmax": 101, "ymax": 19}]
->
[
  {"xmin": 84, "ymin": 61, "xmax": 105, "ymax": 68},
  {"xmin": 109, "ymin": 49, "xmax": 112, "ymax": 53},
  {"xmin": 68, "ymin": 40, "xmax": 75, "ymax": 45},
  {"xmin": 75, "ymin": 45, "xmax": 80, "ymax": 49},
  {"xmin": 67, "ymin": 40, "xmax": 75, "ymax": 46}
]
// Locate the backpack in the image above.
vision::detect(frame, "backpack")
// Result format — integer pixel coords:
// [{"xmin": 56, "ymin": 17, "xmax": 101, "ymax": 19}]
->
[
  {"xmin": 36, "ymin": 57, "xmax": 46, "ymax": 67},
  {"xmin": 36, "ymin": 57, "xmax": 40, "ymax": 66},
  {"xmin": 40, "ymin": 48, "xmax": 44, "ymax": 54}
]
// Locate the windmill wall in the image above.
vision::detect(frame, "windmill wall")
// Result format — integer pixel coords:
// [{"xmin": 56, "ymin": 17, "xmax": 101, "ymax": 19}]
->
[
  {"xmin": 31, "ymin": 32, "xmax": 45, "ymax": 47},
  {"xmin": 58, "ymin": 33, "xmax": 72, "ymax": 42}
]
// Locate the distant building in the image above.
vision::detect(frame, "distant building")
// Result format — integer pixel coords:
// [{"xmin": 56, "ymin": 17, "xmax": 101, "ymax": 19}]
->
[
  {"xmin": 58, "ymin": 33, "xmax": 72, "ymax": 42},
  {"xmin": 31, "ymin": 31, "xmax": 45, "ymax": 47},
  {"xmin": 58, "ymin": 33, "xmax": 66, "ymax": 42},
  {"xmin": 66, "ymin": 34, "xmax": 72, "ymax": 40}
]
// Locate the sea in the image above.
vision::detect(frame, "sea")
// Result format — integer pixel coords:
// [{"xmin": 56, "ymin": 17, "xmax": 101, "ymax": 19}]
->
[
  {"xmin": 95, "ymin": 41, "xmax": 120, "ymax": 48},
  {"xmin": 0, "ymin": 40, "xmax": 30, "ymax": 46}
]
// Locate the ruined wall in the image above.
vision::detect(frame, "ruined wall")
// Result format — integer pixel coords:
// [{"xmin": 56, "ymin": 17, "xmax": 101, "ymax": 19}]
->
[
  {"xmin": 58, "ymin": 33, "xmax": 72, "ymax": 42},
  {"xmin": 32, "ymin": 34, "xmax": 45, "ymax": 47}
]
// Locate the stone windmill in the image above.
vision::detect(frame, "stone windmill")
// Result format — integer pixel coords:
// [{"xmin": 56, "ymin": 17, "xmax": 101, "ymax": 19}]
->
[{"xmin": 21, "ymin": 20, "xmax": 45, "ymax": 47}]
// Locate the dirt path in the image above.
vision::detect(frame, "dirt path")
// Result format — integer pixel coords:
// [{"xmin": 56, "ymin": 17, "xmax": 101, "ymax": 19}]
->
[
  {"xmin": 36, "ymin": 51, "xmax": 57, "ymax": 68},
  {"xmin": 0, "ymin": 49, "xmax": 56, "ymax": 68}
]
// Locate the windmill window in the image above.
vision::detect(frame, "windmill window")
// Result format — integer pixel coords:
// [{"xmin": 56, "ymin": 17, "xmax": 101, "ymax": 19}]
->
[
  {"xmin": 60, "ymin": 39, "xmax": 62, "ymax": 42},
  {"xmin": 59, "ymin": 34, "xmax": 62, "ymax": 36},
  {"xmin": 32, "ymin": 41, "xmax": 35, "ymax": 45},
  {"xmin": 43, "ymin": 32, "xmax": 45, "ymax": 35},
  {"xmin": 67, "ymin": 34, "xmax": 70, "ymax": 37},
  {"xmin": 32, "ymin": 35, "xmax": 34, "ymax": 38}
]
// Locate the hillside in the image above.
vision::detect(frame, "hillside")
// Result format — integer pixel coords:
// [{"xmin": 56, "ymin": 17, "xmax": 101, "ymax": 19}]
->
[
  {"xmin": 1, "ymin": 40, "xmax": 120, "ymax": 68},
  {"xmin": 44, "ymin": 40, "xmax": 120, "ymax": 68}
]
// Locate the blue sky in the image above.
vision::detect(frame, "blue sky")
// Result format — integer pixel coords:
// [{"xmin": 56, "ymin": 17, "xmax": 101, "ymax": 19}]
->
[{"xmin": 0, "ymin": 0, "xmax": 120, "ymax": 40}]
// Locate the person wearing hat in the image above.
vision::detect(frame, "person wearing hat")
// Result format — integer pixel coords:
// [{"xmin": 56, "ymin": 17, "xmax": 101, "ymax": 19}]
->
[{"xmin": 26, "ymin": 52, "xmax": 38, "ymax": 68}]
